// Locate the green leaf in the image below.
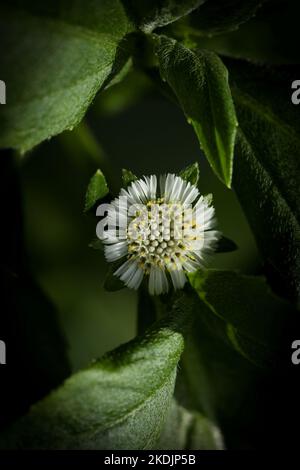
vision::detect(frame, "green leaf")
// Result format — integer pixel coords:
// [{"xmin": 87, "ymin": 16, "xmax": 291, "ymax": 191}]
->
[
  {"xmin": 155, "ymin": 36, "xmax": 238, "ymax": 187},
  {"xmin": 227, "ymin": 60, "xmax": 300, "ymax": 301},
  {"xmin": 1, "ymin": 271, "xmax": 71, "ymax": 429},
  {"xmin": 215, "ymin": 236, "xmax": 237, "ymax": 253},
  {"xmin": 177, "ymin": 294, "xmax": 263, "ymax": 448},
  {"xmin": 181, "ymin": 0, "xmax": 300, "ymax": 65},
  {"xmin": 88, "ymin": 238, "xmax": 104, "ymax": 251},
  {"xmin": 189, "ymin": 269, "xmax": 296, "ymax": 368},
  {"xmin": 186, "ymin": 0, "xmax": 264, "ymax": 36},
  {"xmin": 0, "ymin": 310, "xmax": 187, "ymax": 449},
  {"xmin": 122, "ymin": 168, "xmax": 138, "ymax": 187},
  {"xmin": 157, "ymin": 400, "xmax": 223, "ymax": 450},
  {"xmin": 0, "ymin": 0, "xmax": 133, "ymax": 152},
  {"xmin": 84, "ymin": 169, "xmax": 109, "ymax": 212},
  {"xmin": 179, "ymin": 162, "xmax": 199, "ymax": 185},
  {"xmin": 123, "ymin": 0, "xmax": 206, "ymax": 33}
]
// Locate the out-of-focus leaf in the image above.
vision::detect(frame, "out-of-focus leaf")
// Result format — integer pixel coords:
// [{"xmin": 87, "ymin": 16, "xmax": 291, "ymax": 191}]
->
[
  {"xmin": 122, "ymin": 168, "xmax": 138, "ymax": 187},
  {"xmin": 157, "ymin": 400, "xmax": 224, "ymax": 449},
  {"xmin": 215, "ymin": 236, "xmax": 237, "ymax": 253},
  {"xmin": 88, "ymin": 238, "xmax": 104, "ymax": 251},
  {"xmin": 94, "ymin": 70, "xmax": 151, "ymax": 117},
  {"xmin": 155, "ymin": 36, "xmax": 238, "ymax": 187},
  {"xmin": 179, "ymin": 162, "xmax": 199, "ymax": 185},
  {"xmin": 0, "ymin": 0, "xmax": 133, "ymax": 152},
  {"xmin": 0, "ymin": 310, "xmax": 188, "ymax": 449},
  {"xmin": 84, "ymin": 169, "xmax": 109, "ymax": 212},
  {"xmin": 189, "ymin": 269, "xmax": 296, "ymax": 367},
  {"xmin": 0, "ymin": 152, "xmax": 70, "ymax": 430},
  {"xmin": 178, "ymin": 0, "xmax": 300, "ymax": 65},
  {"xmin": 1, "ymin": 270, "xmax": 71, "ymax": 429},
  {"xmin": 104, "ymin": 261, "xmax": 126, "ymax": 292},
  {"xmin": 123, "ymin": 0, "xmax": 206, "ymax": 33},
  {"xmin": 186, "ymin": 0, "xmax": 264, "ymax": 36},
  {"xmin": 137, "ymin": 284, "xmax": 157, "ymax": 334},
  {"xmin": 227, "ymin": 60, "xmax": 300, "ymax": 301}
]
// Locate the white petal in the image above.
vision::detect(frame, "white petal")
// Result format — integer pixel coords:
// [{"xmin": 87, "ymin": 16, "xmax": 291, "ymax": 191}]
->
[
  {"xmin": 169, "ymin": 176, "xmax": 184, "ymax": 202},
  {"xmin": 149, "ymin": 267, "xmax": 169, "ymax": 295},
  {"xmin": 182, "ymin": 257, "xmax": 199, "ymax": 273},
  {"xmin": 181, "ymin": 183, "xmax": 199, "ymax": 207},
  {"xmin": 114, "ymin": 259, "xmax": 142, "ymax": 289},
  {"xmin": 104, "ymin": 241, "xmax": 128, "ymax": 261},
  {"xmin": 164, "ymin": 174, "xmax": 176, "ymax": 202},
  {"xmin": 160, "ymin": 174, "xmax": 167, "ymax": 196},
  {"xmin": 169, "ymin": 269, "xmax": 186, "ymax": 290},
  {"xmin": 126, "ymin": 266, "xmax": 144, "ymax": 290}
]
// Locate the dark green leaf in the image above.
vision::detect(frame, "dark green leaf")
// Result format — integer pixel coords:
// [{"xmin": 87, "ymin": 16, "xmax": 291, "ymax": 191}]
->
[
  {"xmin": 123, "ymin": 0, "xmax": 206, "ymax": 33},
  {"xmin": 179, "ymin": 162, "xmax": 199, "ymax": 185},
  {"xmin": 215, "ymin": 236, "xmax": 237, "ymax": 253},
  {"xmin": 1, "ymin": 271, "xmax": 71, "ymax": 429},
  {"xmin": 104, "ymin": 261, "xmax": 126, "ymax": 292},
  {"xmin": 189, "ymin": 269, "xmax": 296, "ymax": 367},
  {"xmin": 122, "ymin": 168, "xmax": 138, "ymax": 187},
  {"xmin": 180, "ymin": 0, "xmax": 300, "ymax": 65},
  {"xmin": 0, "ymin": 310, "xmax": 187, "ymax": 449},
  {"xmin": 187, "ymin": 0, "xmax": 264, "ymax": 36},
  {"xmin": 137, "ymin": 284, "xmax": 157, "ymax": 334},
  {"xmin": 88, "ymin": 238, "xmax": 104, "ymax": 251},
  {"xmin": 0, "ymin": 0, "xmax": 133, "ymax": 152},
  {"xmin": 85, "ymin": 169, "xmax": 109, "ymax": 212},
  {"xmin": 177, "ymin": 294, "xmax": 264, "ymax": 448},
  {"xmin": 227, "ymin": 60, "xmax": 300, "ymax": 301},
  {"xmin": 155, "ymin": 36, "xmax": 238, "ymax": 187},
  {"xmin": 157, "ymin": 400, "xmax": 223, "ymax": 450}
]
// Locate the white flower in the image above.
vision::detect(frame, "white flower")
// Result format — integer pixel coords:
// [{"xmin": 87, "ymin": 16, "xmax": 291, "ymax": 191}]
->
[{"xmin": 101, "ymin": 173, "xmax": 219, "ymax": 295}]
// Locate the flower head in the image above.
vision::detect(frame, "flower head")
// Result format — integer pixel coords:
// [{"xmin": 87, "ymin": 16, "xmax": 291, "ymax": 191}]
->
[{"xmin": 100, "ymin": 173, "xmax": 219, "ymax": 295}]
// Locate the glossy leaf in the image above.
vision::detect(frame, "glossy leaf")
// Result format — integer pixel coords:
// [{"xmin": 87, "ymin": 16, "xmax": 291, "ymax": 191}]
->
[{"xmin": 156, "ymin": 36, "xmax": 238, "ymax": 187}]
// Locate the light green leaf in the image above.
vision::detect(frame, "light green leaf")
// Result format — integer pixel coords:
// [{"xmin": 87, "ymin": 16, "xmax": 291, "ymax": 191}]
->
[
  {"xmin": 186, "ymin": 0, "xmax": 264, "ymax": 36},
  {"xmin": 155, "ymin": 36, "xmax": 238, "ymax": 187},
  {"xmin": 0, "ymin": 0, "xmax": 133, "ymax": 152},
  {"xmin": 179, "ymin": 162, "xmax": 199, "ymax": 185},
  {"xmin": 0, "ymin": 311, "xmax": 187, "ymax": 449},
  {"xmin": 158, "ymin": 400, "xmax": 224, "ymax": 450},
  {"xmin": 189, "ymin": 269, "xmax": 296, "ymax": 367},
  {"xmin": 122, "ymin": 168, "xmax": 138, "ymax": 187},
  {"xmin": 227, "ymin": 60, "xmax": 300, "ymax": 301},
  {"xmin": 84, "ymin": 169, "xmax": 109, "ymax": 212},
  {"xmin": 123, "ymin": 0, "xmax": 206, "ymax": 33}
]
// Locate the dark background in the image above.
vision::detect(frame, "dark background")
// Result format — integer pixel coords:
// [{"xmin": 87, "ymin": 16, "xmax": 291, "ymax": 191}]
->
[{"xmin": 0, "ymin": 0, "xmax": 299, "ymax": 449}]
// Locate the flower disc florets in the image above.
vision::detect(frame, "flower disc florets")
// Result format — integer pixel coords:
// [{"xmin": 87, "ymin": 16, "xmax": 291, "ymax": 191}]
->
[{"xmin": 98, "ymin": 173, "xmax": 219, "ymax": 295}]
